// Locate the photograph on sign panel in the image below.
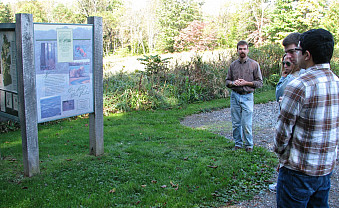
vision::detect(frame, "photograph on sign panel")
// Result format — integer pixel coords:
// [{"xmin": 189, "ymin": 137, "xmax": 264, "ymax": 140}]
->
[
  {"xmin": 40, "ymin": 96, "xmax": 61, "ymax": 119},
  {"xmin": 69, "ymin": 63, "xmax": 90, "ymax": 85},
  {"xmin": 74, "ymin": 45, "xmax": 88, "ymax": 60},
  {"xmin": 62, "ymin": 99, "xmax": 75, "ymax": 112},
  {"xmin": 40, "ymin": 42, "xmax": 56, "ymax": 71}
]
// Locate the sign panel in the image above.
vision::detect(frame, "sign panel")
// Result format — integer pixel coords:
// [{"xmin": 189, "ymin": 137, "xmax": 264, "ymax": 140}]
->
[
  {"xmin": 34, "ymin": 24, "xmax": 93, "ymax": 123},
  {"xmin": 0, "ymin": 30, "xmax": 18, "ymax": 118}
]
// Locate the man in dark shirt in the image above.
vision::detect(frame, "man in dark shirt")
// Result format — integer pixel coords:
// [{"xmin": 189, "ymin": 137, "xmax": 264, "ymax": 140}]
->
[{"xmin": 226, "ymin": 40, "xmax": 263, "ymax": 152}]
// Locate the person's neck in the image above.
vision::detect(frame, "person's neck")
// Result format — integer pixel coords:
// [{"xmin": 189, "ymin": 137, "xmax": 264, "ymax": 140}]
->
[
  {"xmin": 239, "ymin": 57, "xmax": 247, "ymax": 62},
  {"xmin": 305, "ymin": 60, "xmax": 316, "ymax": 69}
]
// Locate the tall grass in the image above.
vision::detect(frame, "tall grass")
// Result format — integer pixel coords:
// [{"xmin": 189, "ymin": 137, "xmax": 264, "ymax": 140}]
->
[
  {"xmin": 103, "ymin": 45, "xmax": 339, "ymax": 115},
  {"xmin": 103, "ymin": 45, "xmax": 281, "ymax": 115}
]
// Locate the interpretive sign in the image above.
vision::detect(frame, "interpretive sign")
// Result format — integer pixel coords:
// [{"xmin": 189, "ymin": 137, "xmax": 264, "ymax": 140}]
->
[
  {"xmin": 34, "ymin": 24, "xmax": 94, "ymax": 123},
  {"xmin": 2, "ymin": 14, "xmax": 103, "ymax": 177},
  {"xmin": 0, "ymin": 27, "xmax": 18, "ymax": 119}
]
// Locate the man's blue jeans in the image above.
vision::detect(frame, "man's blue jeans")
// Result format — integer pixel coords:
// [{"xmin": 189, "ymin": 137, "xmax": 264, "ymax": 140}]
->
[
  {"xmin": 277, "ymin": 167, "xmax": 332, "ymax": 208},
  {"xmin": 230, "ymin": 91, "xmax": 253, "ymax": 148}
]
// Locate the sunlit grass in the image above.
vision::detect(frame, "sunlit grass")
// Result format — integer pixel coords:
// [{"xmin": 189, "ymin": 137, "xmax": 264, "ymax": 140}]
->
[{"xmin": 0, "ymin": 90, "xmax": 277, "ymax": 207}]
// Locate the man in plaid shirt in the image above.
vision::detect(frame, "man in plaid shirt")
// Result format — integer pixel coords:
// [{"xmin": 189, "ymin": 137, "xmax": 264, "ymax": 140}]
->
[{"xmin": 274, "ymin": 28, "xmax": 339, "ymax": 207}]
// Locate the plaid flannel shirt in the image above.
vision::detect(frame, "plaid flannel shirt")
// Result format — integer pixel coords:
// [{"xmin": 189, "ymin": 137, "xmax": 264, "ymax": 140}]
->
[{"xmin": 274, "ymin": 63, "xmax": 339, "ymax": 176}]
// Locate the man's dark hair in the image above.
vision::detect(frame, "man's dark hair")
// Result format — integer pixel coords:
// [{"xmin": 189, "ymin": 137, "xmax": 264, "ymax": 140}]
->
[
  {"xmin": 282, "ymin": 33, "xmax": 301, "ymax": 47},
  {"xmin": 237, "ymin": 40, "xmax": 248, "ymax": 49},
  {"xmin": 300, "ymin": 29, "xmax": 334, "ymax": 64}
]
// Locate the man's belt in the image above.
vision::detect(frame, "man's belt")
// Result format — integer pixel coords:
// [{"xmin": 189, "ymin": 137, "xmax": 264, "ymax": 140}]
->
[{"xmin": 235, "ymin": 91, "xmax": 251, "ymax": 95}]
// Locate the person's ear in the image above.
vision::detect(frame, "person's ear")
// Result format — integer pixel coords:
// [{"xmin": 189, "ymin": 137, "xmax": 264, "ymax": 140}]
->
[{"xmin": 305, "ymin": 50, "xmax": 311, "ymax": 61}]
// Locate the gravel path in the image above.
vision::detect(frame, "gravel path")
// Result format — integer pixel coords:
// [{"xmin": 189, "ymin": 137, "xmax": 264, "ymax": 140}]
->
[{"xmin": 181, "ymin": 101, "xmax": 339, "ymax": 208}]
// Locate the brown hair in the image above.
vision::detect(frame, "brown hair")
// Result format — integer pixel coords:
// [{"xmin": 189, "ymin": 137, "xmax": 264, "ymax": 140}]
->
[
  {"xmin": 237, "ymin": 40, "xmax": 248, "ymax": 49},
  {"xmin": 282, "ymin": 33, "xmax": 301, "ymax": 47}
]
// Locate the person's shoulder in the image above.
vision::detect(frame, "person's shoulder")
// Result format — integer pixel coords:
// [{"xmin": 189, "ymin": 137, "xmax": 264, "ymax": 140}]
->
[
  {"xmin": 247, "ymin": 58, "xmax": 260, "ymax": 68},
  {"xmin": 247, "ymin": 58, "xmax": 258, "ymax": 63},
  {"xmin": 230, "ymin": 59, "xmax": 239, "ymax": 66}
]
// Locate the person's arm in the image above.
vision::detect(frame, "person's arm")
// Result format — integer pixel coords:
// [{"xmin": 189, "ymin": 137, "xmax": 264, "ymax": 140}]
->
[
  {"xmin": 225, "ymin": 65, "xmax": 234, "ymax": 88},
  {"xmin": 251, "ymin": 63, "xmax": 263, "ymax": 88},
  {"xmin": 274, "ymin": 81, "xmax": 304, "ymax": 157},
  {"xmin": 275, "ymin": 76, "xmax": 287, "ymax": 102}
]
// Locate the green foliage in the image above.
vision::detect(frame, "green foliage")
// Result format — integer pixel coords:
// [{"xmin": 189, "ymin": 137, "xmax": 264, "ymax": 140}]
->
[
  {"xmin": 0, "ymin": 120, "xmax": 20, "ymax": 133},
  {"xmin": 102, "ymin": 45, "xmax": 294, "ymax": 115},
  {"xmin": 156, "ymin": 0, "xmax": 203, "ymax": 53},
  {"xmin": 0, "ymin": 92, "xmax": 277, "ymax": 207},
  {"xmin": 137, "ymin": 54, "xmax": 172, "ymax": 75},
  {"xmin": 16, "ymin": 0, "xmax": 48, "ymax": 22},
  {"xmin": 103, "ymin": 51, "xmax": 233, "ymax": 114},
  {"xmin": 265, "ymin": 0, "xmax": 328, "ymax": 43},
  {"xmin": 331, "ymin": 48, "xmax": 339, "ymax": 76},
  {"xmin": 321, "ymin": 1, "xmax": 339, "ymax": 44},
  {"xmin": 2, "ymin": 0, "xmax": 337, "ymax": 55},
  {"xmin": 0, "ymin": 3, "xmax": 13, "ymax": 23},
  {"xmin": 52, "ymin": 4, "xmax": 79, "ymax": 23},
  {"xmin": 267, "ymin": 73, "xmax": 281, "ymax": 87},
  {"xmin": 249, "ymin": 44, "xmax": 284, "ymax": 78}
]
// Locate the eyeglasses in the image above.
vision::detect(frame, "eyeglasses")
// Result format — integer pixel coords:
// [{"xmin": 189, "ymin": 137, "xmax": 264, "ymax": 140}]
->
[
  {"xmin": 282, "ymin": 61, "xmax": 291, "ymax": 66},
  {"xmin": 285, "ymin": 49, "xmax": 297, "ymax": 54},
  {"xmin": 285, "ymin": 48, "xmax": 302, "ymax": 55}
]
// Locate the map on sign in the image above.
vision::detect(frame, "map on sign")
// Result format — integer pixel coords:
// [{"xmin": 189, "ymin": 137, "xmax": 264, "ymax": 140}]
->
[
  {"xmin": 34, "ymin": 24, "xmax": 94, "ymax": 123},
  {"xmin": 0, "ymin": 30, "xmax": 18, "ymax": 118}
]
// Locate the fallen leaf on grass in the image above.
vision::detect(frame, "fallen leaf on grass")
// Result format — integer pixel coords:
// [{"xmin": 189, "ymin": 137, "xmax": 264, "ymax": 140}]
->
[
  {"xmin": 170, "ymin": 181, "xmax": 179, "ymax": 190},
  {"xmin": 161, "ymin": 185, "xmax": 167, "ymax": 188},
  {"xmin": 207, "ymin": 165, "xmax": 218, "ymax": 169},
  {"xmin": 141, "ymin": 185, "xmax": 147, "ymax": 188},
  {"xmin": 151, "ymin": 180, "xmax": 157, "ymax": 184},
  {"xmin": 109, "ymin": 188, "xmax": 116, "ymax": 193}
]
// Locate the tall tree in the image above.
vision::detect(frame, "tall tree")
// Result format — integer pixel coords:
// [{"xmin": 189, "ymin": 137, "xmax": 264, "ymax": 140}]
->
[
  {"xmin": 214, "ymin": 1, "xmax": 243, "ymax": 48},
  {"xmin": 0, "ymin": 3, "xmax": 13, "ymax": 23},
  {"xmin": 243, "ymin": 0, "xmax": 272, "ymax": 46},
  {"xmin": 75, "ymin": 0, "xmax": 123, "ymax": 54},
  {"xmin": 321, "ymin": 1, "xmax": 339, "ymax": 44},
  {"xmin": 52, "ymin": 3, "xmax": 77, "ymax": 23},
  {"xmin": 156, "ymin": 0, "xmax": 203, "ymax": 53},
  {"xmin": 15, "ymin": 0, "xmax": 48, "ymax": 22},
  {"xmin": 265, "ymin": 0, "xmax": 327, "ymax": 43},
  {"xmin": 174, "ymin": 20, "xmax": 217, "ymax": 51}
]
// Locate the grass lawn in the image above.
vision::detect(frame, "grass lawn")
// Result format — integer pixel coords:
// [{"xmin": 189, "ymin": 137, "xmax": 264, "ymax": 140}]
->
[{"xmin": 0, "ymin": 90, "xmax": 277, "ymax": 207}]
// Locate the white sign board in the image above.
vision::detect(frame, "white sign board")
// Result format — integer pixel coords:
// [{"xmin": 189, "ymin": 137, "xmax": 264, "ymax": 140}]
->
[{"xmin": 34, "ymin": 24, "xmax": 94, "ymax": 123}]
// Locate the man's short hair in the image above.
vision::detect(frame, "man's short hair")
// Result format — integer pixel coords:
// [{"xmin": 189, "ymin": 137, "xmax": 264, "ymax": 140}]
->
[
  {"xmin": 237, "ymin": 40, "xmax": 248, "ymax": 49},
  {"xmin": 282, "ymin": 33, "xmax": 301, "ymax": 47},
  {"xmin": 300, "ymin": 29, "xmax": 334, "ymax": 64}
]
